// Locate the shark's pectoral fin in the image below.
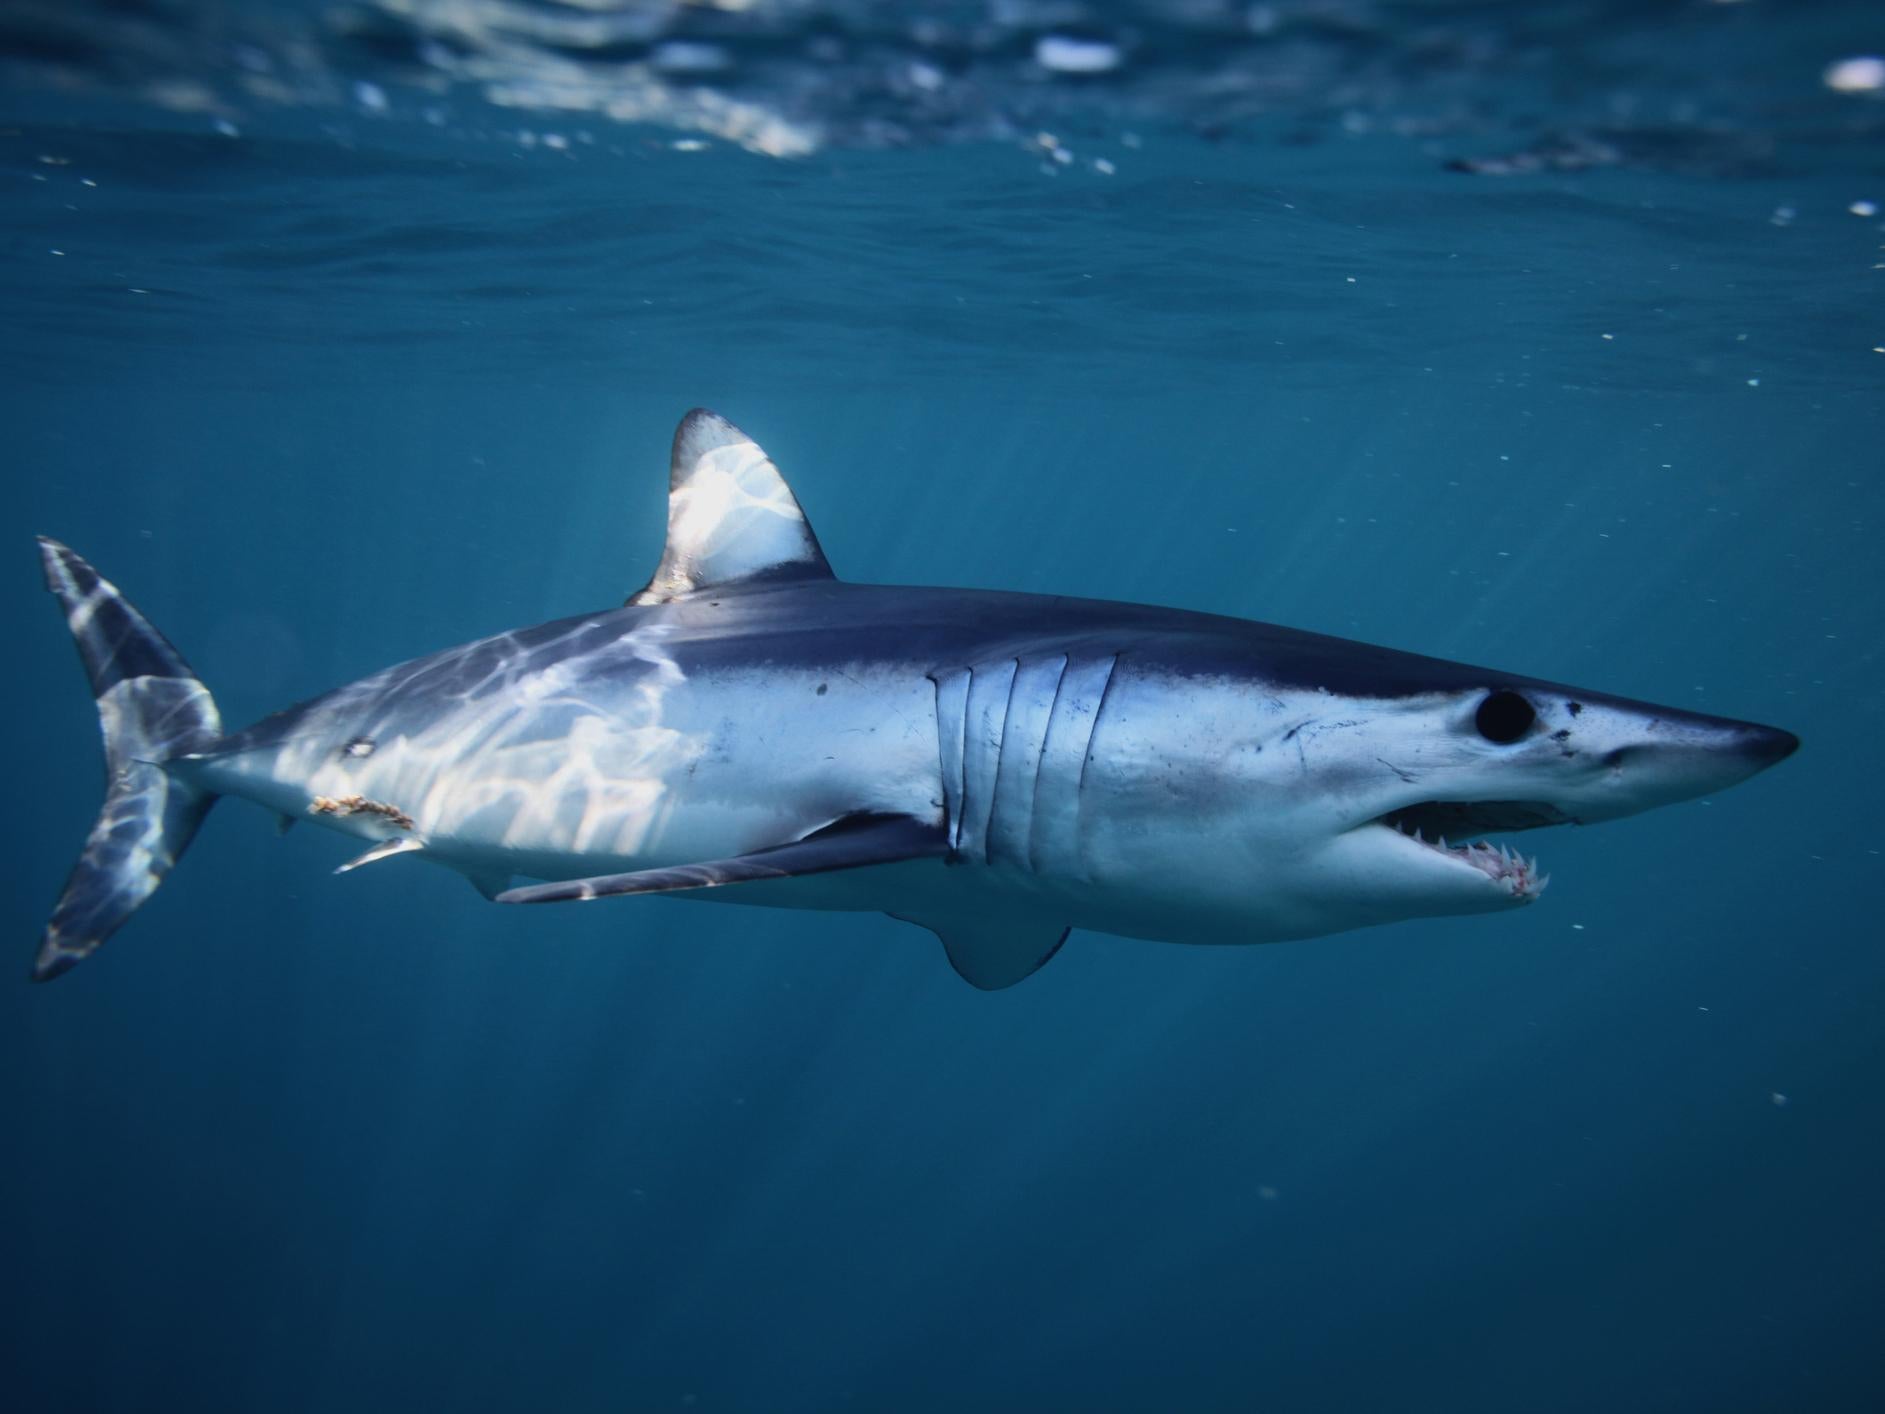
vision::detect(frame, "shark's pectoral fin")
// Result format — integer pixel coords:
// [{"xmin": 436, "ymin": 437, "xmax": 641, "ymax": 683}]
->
[
  {"xmin": 496, "ymin": 812, "xmax": 945, "ymax": 905},
  {"xmin": 891, "ymin": 911, "xmax": 1071, "ymax": 990},
  {"xmin": 629, "ymin": 409, "xmax": 835, "ymax": 605}
]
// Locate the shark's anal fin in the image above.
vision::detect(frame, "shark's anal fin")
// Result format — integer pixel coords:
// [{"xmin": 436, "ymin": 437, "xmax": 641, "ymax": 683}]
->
[
  {"xmin": 891, "ymin": 911, "xmax": 1071, "ymax": 990},
  {"xmin": 630, "ymin": 409, "xmax": 834, "ymax": 605},
  {"xmin": 496, "ymin": 812, "xmax": 944, "ymax": 905}
]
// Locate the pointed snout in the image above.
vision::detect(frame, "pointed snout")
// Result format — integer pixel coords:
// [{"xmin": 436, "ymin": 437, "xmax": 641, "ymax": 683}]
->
[
  {"xmin": 1734, "ymin": 722, "xmax": 1800, "ymax": 766},
  {"xmin": 1561, "ymin": 703, "xmax": 1798, "ymax": 825}
]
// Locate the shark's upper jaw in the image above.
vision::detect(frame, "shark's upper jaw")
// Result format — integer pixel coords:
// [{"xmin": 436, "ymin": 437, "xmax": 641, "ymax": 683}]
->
[{"xmin": 1379, "ymin": 798, "xmax": 1573, "ymax": 836}]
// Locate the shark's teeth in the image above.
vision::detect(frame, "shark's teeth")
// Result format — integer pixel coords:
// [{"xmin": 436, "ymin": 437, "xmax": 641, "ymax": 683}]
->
[{"xmin": 1387, "ymin": 820, "xmax": 1548, "ymax": 900}]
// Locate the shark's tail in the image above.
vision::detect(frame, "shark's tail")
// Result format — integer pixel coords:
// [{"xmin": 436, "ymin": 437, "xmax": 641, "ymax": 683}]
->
[{"xmin": 34, "ymin": 538, "xmax": 222, "ymax": 982}]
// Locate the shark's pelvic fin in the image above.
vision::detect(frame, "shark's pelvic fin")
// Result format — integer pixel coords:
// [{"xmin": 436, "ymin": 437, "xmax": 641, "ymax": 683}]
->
[
  {"xmin": 332, "ymin": 838, "xmax": 509, "ymax": 899},
  {"xmin": 334, "ymin": 837, "xmax": 425, "ymax": 873},
  {"xmin": 496, "ymin": 811, "xmax": 944, "ymax": 904},
  {"xmin": 630, "ymin": 408, "xmax": 834, "ymax": 605},
  {"xmin": 461, "ymin": 868, "xmax": 512, "ymax": 901},
  {"xmin": 892, "ymin": 910, "xmax": 1071, "ymax": 990}
]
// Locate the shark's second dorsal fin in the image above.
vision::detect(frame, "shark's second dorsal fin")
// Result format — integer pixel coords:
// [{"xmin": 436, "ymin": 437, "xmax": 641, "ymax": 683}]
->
[{"xmin": 630, "ymin": 409, "xmax": 833, "ymax": 605}]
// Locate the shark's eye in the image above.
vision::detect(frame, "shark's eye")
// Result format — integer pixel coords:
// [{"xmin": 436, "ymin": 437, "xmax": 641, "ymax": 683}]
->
[{"xmin": 1475, "ymin": 690, "xmax": 1536, "ymax": 744}]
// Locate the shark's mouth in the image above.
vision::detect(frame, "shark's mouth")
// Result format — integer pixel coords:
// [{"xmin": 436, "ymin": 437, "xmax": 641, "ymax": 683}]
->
[
  {"xmin": 1382, "ymin": 800, "xmax": 1573, "ymax": 836},
  {"xmin": 1375, "ymin": 799, "xmax": 1567, "ymax": 899}
]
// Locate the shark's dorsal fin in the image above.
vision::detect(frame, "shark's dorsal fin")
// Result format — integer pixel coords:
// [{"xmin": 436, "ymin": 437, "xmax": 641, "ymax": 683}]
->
[{"xmin": 630, "ymin": 409, "xmax": 833, "ymax": 605}]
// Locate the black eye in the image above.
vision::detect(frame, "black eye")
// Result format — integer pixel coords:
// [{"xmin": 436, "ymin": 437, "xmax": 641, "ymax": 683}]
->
[{"xmin": 1475, "ymin": 690, "xmax": 1536, "ymax": 744}]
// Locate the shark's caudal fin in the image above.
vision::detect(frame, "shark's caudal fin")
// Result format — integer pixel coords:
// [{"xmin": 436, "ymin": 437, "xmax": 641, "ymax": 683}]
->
[
  {"xmin": 33, "ymin": 539, "xmax": 222, "ymax": 982},
  {"xmin": 629, "ymin": 409, "xmax": 834, "ymax": 605}
]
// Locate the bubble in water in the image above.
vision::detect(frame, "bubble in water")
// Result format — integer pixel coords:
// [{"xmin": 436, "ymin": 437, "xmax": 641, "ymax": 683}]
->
[{"xmin": 1824, "ymin": 56, "xmax": 1885, "ymax": 93}]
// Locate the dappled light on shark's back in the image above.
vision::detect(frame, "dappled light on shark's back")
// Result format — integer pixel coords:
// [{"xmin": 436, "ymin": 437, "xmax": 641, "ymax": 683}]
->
[{"xmin": 33, "ymin": 408, "xmax": 1796, "ymax": 988}]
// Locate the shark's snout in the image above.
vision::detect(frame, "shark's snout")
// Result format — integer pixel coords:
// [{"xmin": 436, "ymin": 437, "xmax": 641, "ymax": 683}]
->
[
  {"xmin": 1736, "ymin": 723, "xmax": 1801, "ymax": 766},
  {"xmin": 1567, "ymin": 706, "xmax": 1798, "ymax": 825}
]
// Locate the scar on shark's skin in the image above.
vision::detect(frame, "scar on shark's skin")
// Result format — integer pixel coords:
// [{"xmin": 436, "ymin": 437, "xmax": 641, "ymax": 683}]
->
[
  {"xmin": 1376, "ymin": 757, "xmax": 1419, "ymax": 784},
  {"xmin": 310, "ymin": 795, "xmax": 414, "ymax": 831}
]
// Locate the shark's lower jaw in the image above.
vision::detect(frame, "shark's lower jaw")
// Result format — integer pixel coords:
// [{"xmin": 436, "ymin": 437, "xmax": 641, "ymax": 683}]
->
[
  {"xmin": 1382, "ymin": 820, "xmax": 1549, "ymax": 900},
  {"xmin": 1368, "ymin": 800, "xmax": 1560, "ymax": 904}
]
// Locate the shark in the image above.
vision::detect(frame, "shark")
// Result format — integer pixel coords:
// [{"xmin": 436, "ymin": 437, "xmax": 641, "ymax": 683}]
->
[{"xmin": 33, "ymin": 409, "xmax": 1798, "ymax": 988}]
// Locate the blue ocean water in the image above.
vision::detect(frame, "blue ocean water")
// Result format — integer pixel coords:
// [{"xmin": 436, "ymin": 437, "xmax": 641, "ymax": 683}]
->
[{"xmin": 3, "ymin": 3, "xmax": 1882, "ymax": 1410}]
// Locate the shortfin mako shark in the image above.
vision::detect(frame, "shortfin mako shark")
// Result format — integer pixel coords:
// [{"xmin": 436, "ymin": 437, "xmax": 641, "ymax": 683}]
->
[{"xmin": 34, "ymin": 409, "xmax": 1797, "ymax": 988}]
